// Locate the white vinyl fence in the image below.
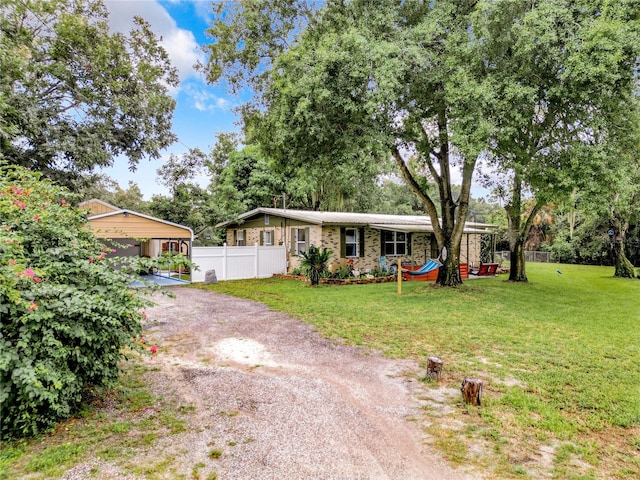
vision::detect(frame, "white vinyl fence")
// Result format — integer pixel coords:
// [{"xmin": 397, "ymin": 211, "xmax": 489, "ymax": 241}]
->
[{"xmin": 191, "ymin": 245, "xmax": 287, "ymax": 282}]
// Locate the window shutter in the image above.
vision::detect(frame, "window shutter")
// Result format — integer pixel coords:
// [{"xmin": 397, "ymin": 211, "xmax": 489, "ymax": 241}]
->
[
  {"xmin": 380, "ymin": 230, "xmax": 385, "ymax": 255},
  {"xmin": 407, "ymin": 232, "xmax": 412, "ymax": 256},
  {"xmin": 304, "ymin": 227, "xmax": 310, "ymax": 251},
  {"xmin": 290, "ymin": 228, "xmax": 296, "ymax": 254},
  {"xmin": 260, "ymin": 231, "xmax": 264, "ymax": 246},
  {"xmin": 359, "ymin": 227, "xmax": 365, "ymax": 257},
  {"xmin": 340, "ymin": 227, "xmax": 346, "ymax": 258}
]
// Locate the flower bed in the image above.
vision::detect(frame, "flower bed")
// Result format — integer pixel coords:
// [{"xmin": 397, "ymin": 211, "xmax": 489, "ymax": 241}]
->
[{"xmin": 273, "ymin": 274, "xmax": 397, "ymax": 285}]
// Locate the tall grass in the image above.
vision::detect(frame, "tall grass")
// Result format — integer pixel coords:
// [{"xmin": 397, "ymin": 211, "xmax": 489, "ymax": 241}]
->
[{"xmin": 196, "ymin": 263, "xmax": 640, "ymax": 478}]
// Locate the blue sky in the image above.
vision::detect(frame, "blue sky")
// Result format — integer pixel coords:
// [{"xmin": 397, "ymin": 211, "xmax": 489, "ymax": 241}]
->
[{"xmin": 102, "ymin": 0, "xmax": 241, "ymax": 199}]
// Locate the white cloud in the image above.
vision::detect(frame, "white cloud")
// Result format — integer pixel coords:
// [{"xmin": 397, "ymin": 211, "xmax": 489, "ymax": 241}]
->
[
  {"xmin": 103, "ymin": 0, "xmax": 203, "ymax": 87},
  {"xmin": 190, "ymin": 0, "xmax": 215, "ymax": 24},
  {"xmin": 182, "ymin": 81, "xmax": 232, "ymax": 112}
]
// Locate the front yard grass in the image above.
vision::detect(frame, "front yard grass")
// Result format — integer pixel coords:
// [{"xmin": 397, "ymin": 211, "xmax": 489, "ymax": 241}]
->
[{"xmin": 195, "ymin": 263, "xmax": 640, "ymax": 479}]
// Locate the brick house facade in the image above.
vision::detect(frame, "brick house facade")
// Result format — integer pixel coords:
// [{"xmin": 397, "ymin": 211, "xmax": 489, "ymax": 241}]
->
[{"xmin": 218, "ymin": 208, "xmax": 492, "ymax": 274}]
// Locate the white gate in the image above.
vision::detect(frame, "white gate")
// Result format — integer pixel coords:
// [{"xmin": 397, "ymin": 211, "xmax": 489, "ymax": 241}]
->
[{"xmin": 191, "ymin": 244, "xmax": 287, "ymax": 282}]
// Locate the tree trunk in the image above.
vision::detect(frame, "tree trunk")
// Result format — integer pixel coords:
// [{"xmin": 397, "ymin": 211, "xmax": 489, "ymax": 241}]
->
[
  {"xmin": 391, "ymin": 105, "xmax": 474, "ymax": 289},
  {"xmin": 309, "ymin": 268, "xmax": 320, "ymax": 286},
  {"xmin": 509, "ymin": 237, "xmax": 528, "ymax": 282},
  {"xmin": 612, "ymin": 237, "xmax": 635, "ymax": 278},
  {"xmin": 505, "ymin": 170, "xmax": 541, "ymax": 283},
  {"xmin": 610, "ymin": 218, "xmax": 635, "ymax": 278},
  {"xmin": 437, "ymin": 245, "xmax": 463, "ymax": 286}
]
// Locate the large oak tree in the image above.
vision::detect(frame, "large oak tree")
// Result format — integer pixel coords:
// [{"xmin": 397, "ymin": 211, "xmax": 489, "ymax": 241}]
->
[
  {"xmin": 204, "ymin": 0, "xmax": 491, "ymax": 286},
  {"xmin": 480, "ymin": 0, "xmax": 639, "ymax": 281}
]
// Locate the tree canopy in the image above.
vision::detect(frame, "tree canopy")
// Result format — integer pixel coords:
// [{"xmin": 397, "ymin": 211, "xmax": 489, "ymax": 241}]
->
[
  {"xmin": 204, "ymin": 0, "xmax": 639, "ymax": 285},
  {"xmin": 479, "ymin": 0, "xmax": 640, "ymax": 281},
  {"xmin": 204, "ymin": 0, "xmax": 493, "ymax": 286},
  {"xmin": 0, "ymin": 0, "xmax": 178, "ymax": 187}
]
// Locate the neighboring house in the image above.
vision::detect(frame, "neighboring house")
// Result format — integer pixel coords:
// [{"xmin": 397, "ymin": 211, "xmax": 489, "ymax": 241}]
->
[
  {"xmin": 216, "ymin": 208, "xmax": 496, "ymax": 273},
  {"xmin": 80, "ymin": 199, "xmax": 193, "ymax": 261}
]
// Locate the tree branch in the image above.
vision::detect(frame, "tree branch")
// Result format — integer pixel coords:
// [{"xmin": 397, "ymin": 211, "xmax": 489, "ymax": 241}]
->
[{"xmin": 392, "ymin": 146, "xmax": 443, "ymax": 240}]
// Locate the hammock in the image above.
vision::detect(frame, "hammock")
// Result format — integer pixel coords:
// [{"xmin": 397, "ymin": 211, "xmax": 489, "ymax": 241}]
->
[{"xmin": 402, "ymin": 259, "xmax": 442, "ymax": 276}]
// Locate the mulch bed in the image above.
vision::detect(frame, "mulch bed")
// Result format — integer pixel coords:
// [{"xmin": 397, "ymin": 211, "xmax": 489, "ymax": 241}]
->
[{"xmin": 273, "ymin": 274, "xmax": 397, "ymax": 285}]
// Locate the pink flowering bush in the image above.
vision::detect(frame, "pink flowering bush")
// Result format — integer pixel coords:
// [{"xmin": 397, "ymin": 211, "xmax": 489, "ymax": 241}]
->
[{"xmin": 0, "ymin": 165, "xmax": 153, "ymax": 439}]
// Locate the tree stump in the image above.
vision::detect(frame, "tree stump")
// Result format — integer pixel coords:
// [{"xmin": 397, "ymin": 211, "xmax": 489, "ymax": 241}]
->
[
  {"xmin": 426, "ymin": 356, "xmax": 443, "ymax": 381},
  {"xmin": 461, "ymin": 377, "xmax": 483, "ymax": 406}
]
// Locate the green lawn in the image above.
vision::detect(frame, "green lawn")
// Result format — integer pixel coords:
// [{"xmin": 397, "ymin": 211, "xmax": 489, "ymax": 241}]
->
[{"xmin": 194, "ymin": 263, "xmax": 640, "ymax": 479}]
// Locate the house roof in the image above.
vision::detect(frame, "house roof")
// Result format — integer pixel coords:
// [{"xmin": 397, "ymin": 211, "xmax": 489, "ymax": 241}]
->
[
  {"xmin": 78, "ymin": 198, "xmax": 120, "ymax": 215},
  {"xmin": 217, "ymin": 207, "xmax": 496, "ymax": 234},
  {"xmin": 81, "ymin": 199, "xmax": 193, "ymax": 239}
]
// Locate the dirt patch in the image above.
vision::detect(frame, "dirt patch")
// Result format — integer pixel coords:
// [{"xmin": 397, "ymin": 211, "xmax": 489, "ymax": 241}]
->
[{"xmin": 72, "ymin": 287, "xmax": 481, "ymax": 479}]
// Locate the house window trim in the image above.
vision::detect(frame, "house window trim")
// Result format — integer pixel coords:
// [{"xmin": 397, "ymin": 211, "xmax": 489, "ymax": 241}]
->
[
  {"xmin": 383, "ymin": 230, "xmax": 407, "ymax": 256},
  {"xmin": 345, "ymin": 227, "xmax": 359, "ymax": 258},
  {"xmin": 263, "ymin": 230, "xmax": 274, "ymax": 246},
  {"xmin": 292, "ymin": 227, "xmax": 309, "ymax": 255},
  {"xmin": 340, "ymin": 227, "xmax": 365, "ymax": 258},
  {"xmin": 235, "ymin": 229, "xmax": 246, "ymax": 246}
]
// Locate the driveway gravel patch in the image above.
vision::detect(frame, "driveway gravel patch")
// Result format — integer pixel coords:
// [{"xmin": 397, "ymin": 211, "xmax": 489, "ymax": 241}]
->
[{"xmin": 69, "ymin": 287, "xmax": 481, "ymax": 479}]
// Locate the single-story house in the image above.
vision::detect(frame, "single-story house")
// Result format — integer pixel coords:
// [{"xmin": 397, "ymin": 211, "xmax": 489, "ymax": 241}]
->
[
  {"xmin": 80, "ymin": 199, "xmax": 193, "ymax": 261},
  {"xmin": 216, "ymin": 208, "xmax": 496, "ymax": 274}
]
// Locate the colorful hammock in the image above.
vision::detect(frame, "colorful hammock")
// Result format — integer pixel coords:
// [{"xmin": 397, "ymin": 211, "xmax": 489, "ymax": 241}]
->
[{"xmin": 402, "ymin": 259, "xmax": 442, "ymax": 276}]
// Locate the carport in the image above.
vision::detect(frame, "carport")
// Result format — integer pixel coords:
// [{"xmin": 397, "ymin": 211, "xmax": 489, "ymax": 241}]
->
[{"xmin": 80, "ymin": 199, "xmax": 193, "ymax": 281}]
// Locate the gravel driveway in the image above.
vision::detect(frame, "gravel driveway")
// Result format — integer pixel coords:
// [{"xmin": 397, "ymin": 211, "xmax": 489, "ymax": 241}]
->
[{"xmin": 100, "ymin": 287, "xmax": 479, "ymax": 479}]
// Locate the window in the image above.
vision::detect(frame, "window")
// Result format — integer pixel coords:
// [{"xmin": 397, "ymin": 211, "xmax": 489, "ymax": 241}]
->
[
  {"xmin": 162, "ymin": 241, "xmax": 179, "ymax": 253},
  {"xmin": 383, "ymin": 231, "xmax": 407, "ymax": 256},
  {"xmin": 265, "ymin": 214, "xmax": 270, "ymax": 225},
  {"xmin": 294, "ymin": 228, "xmax": 306, "ymax": 255},
  {"xmin": 263, "ymin": 230, "xmax": 273, "ymax": 246},
  {"xmin": 235, "ymin": 229, "xmax": 246, "ymax": 246},
  {"xmin": 345, "ymin": 228, "xmax": 358, "ymax": 257},
  {"xmin": 340, "ymin": 227, "xmax": 364, "ymax": 258}
]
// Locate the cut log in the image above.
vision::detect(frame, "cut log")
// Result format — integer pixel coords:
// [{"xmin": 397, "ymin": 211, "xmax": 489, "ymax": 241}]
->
[
  {"xmin": 426, "ymin": 356, "xmax": 443, "ymax": 381},
  {"xmin": 461, "ymin": 377, "xmax": 483, "ymax": 406}
]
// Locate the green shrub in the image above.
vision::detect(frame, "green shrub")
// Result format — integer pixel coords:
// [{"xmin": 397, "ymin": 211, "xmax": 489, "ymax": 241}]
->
[
  {"xmin": 0, "ymin": 165, "xmax": 152, "ymax": 439},
  {"xmin": 298, "ymin": 245, "xmax": 333, "ymax": 286},
  {"xmin": 369, "ymin": 266, "xmax": 392, "ymax": 277},
  {"xmin": 289, "ymin": 266, "xmax": 306, "ymax": 276},
  {"xmin": 546, "ymin": 240, "xmax": 577, "ymax": 264},
  {"xmin": 333, "ymin": 265, "xmax": 354, "ymax": 279}
]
